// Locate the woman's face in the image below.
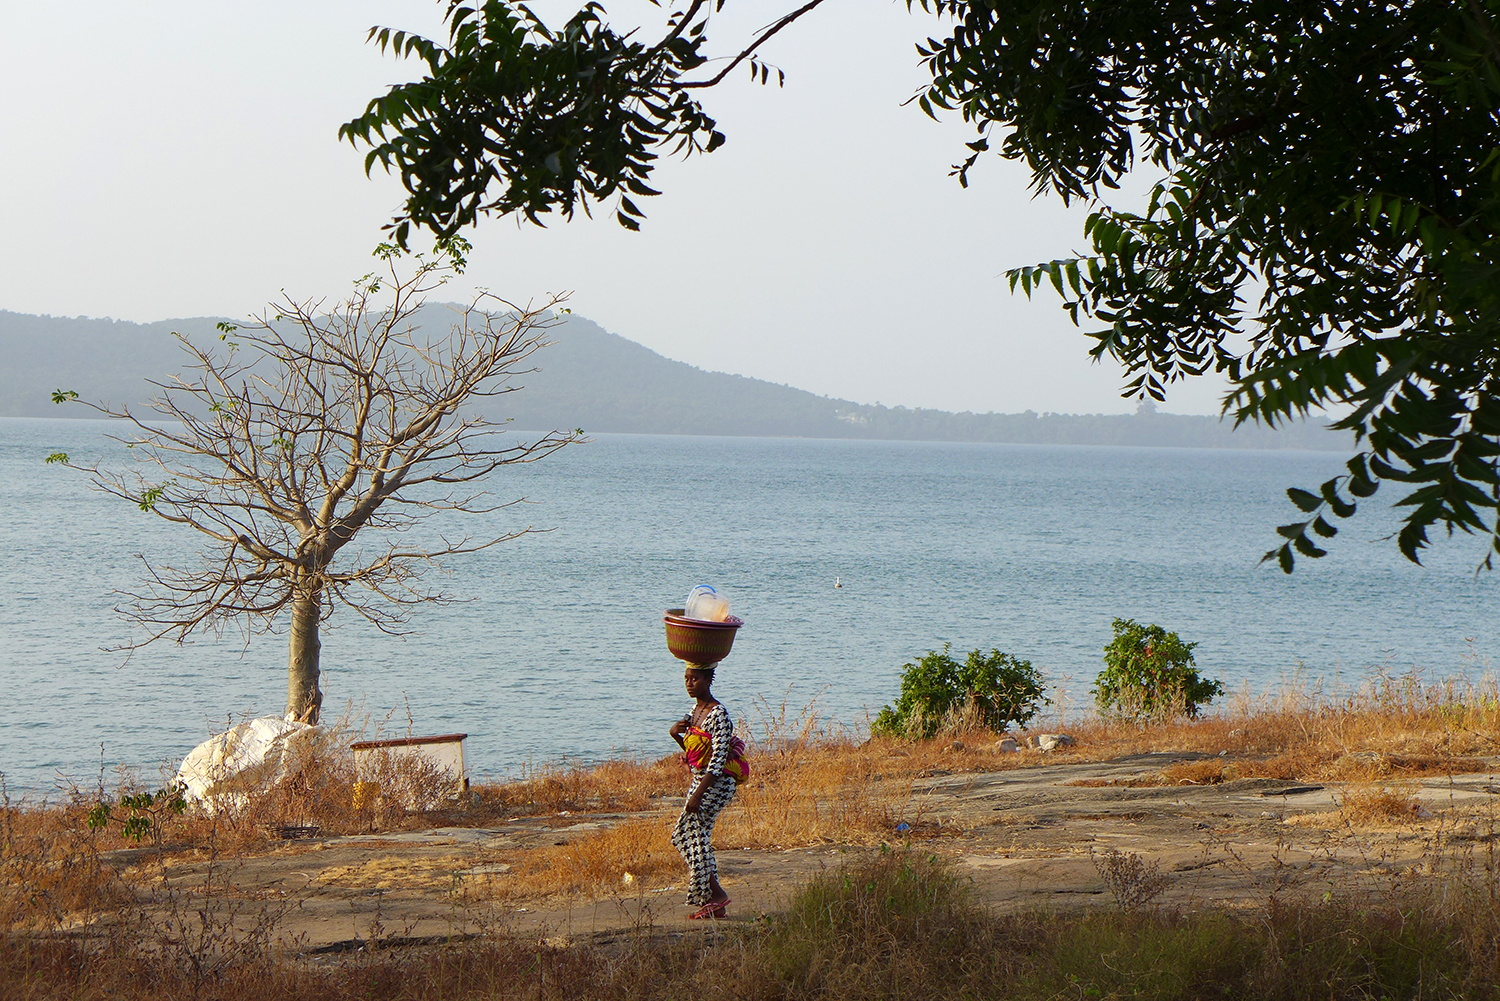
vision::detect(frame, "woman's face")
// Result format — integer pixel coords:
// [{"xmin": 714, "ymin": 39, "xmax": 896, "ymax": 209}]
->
[{"xmin": 684, "ymin": 668, "xmax": 712, "ymax": 699}]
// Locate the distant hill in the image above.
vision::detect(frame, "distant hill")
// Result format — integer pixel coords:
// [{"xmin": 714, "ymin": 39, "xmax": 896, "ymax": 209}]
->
[
  {"xmin": 0, "ymin": 311, "xmax": 223, "ymax": 420},
  {"xmin": 0, "ymin": 308, "xmax": 1347, "ymax": 450}
]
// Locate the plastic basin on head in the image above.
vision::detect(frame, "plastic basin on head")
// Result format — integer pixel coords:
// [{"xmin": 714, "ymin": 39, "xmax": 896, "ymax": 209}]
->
[{"xmin": 663, "ymin": 608, "xmax": 743, "ymax": 666}]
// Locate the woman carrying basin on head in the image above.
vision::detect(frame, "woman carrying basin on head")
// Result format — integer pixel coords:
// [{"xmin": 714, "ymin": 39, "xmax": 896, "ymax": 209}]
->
[{"xmin": 668, "ymin": 664, "xmax": 747, "ymax": 919}]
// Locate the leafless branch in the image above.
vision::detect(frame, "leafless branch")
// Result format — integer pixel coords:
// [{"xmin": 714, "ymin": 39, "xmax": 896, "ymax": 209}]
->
[
  {"xmin": 676, "ymin": 0, "xmax": 833, "ymax": 89},
  {"xmin": 66, "ymin": 250, "xmax": 582, "ymax": 654}
]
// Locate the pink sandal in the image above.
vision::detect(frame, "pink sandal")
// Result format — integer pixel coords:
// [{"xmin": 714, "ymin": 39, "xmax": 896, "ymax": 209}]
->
[{"xmin": 688, "ymin": 898, "xmax": 730, "ymax": 920}]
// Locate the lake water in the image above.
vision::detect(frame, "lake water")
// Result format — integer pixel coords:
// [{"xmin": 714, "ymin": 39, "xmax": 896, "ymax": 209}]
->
[{"xmin": 2, "ymin": 417, "xmax": 1497, "ymax": 796}]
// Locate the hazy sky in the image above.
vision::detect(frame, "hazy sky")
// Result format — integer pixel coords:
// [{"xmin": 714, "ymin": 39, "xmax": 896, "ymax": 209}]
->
[{"xmin": 1, "ymin": 1, "xmax": 1234, "ymax": 415}]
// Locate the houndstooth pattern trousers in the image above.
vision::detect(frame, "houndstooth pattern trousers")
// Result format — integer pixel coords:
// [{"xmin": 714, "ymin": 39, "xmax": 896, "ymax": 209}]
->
[{"xmin": 672, "ymin": 773, "xmax": 737, "ymax": 906}]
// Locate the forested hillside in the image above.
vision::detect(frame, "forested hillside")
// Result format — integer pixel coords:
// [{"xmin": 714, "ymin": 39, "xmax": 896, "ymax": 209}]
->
[{"xmin": 0, "ymin": 309, "xmax": 1344, "ymax": 450}]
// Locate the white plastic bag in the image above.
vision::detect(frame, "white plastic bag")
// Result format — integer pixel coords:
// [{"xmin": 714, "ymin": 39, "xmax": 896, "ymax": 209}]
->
[
  {"xmin": 684, "ymin": 584, "xmax": 730, "ymax": 622},
  {"xmin": 175, "ymin": 716, "xmax": 321, "ymax": 813}
]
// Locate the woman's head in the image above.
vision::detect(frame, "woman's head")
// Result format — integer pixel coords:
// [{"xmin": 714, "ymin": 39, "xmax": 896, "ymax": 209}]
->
[{"xmin": 684, "ymin": 665, "xmax": 715, "ymax": 698}]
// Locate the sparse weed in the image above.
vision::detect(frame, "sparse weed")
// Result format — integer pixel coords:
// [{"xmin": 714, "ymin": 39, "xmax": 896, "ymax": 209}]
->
[
  {"xmin": 0, "ymin": 778, "xmax": 126, "ymax": 930},
  {"xmin": 1336, "ymin": 782, "xmax": 1427, "ymax": 825},
  {"xmin": 1090, "ymin": 847, "xmax": 1169, "ymax": 911},
  {"xmin": 464, "ymin": 817, "xmax": 678, "ymax": 900}
]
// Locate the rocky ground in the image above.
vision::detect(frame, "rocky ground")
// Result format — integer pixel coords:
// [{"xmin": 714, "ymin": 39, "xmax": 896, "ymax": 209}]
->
[{"xmin": 98, "ymin": 747, "xmax": 1500, "ymax": 957}]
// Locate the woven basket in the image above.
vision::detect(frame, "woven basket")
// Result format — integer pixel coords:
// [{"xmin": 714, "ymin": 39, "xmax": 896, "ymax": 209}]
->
[{"xmin": 663, "ymin": 609, "xmax": 743, "ymax": 666}]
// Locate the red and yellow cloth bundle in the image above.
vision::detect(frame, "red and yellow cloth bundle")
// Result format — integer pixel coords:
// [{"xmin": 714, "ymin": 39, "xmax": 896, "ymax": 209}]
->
[{"xmin": 682, "ymin": 727, "xmax": 750, "ymax": 784}]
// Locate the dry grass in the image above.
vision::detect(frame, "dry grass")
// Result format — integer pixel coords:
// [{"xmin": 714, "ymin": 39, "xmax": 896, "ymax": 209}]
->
[
  {"xmin": 720, "ymin": 742, "xmax": 908, "ymax": 849},
  {"xmin": 472, "ymin": 755, "xmax": 682, "ymax": 816},
  {"xmin": 467, "ymin": 816, "xmax": 680, "ymax": 899},
  {"xmin": 1281, "ymin": 782, "xmax": 1431, "ymax": 829},
  {"xmin": 6, "ymin": 848, "xmax": 1500, "ymax": 1001},
  {"xmin": 1339, "ymin": 782, "xmax": 1428, "ymax": 823},
  {"xmin": 1051, "ymin": 671, "xmax": 1500, "ymax": 782},
  {"xmin": 1160, "ymin": 759, "xmax": 1230, "ymax": 785},
  {"xmin": 467, "ymin": 743, "xmax": 964, "ymax": 902},
  {"xmin": 468, "ymin": 703, "xmax": 930, "ymax": 901},
  {"xmin": 0, "ymin": 792, "xmax": 126, "ymax": 929},
  {"xmin": 1, "ymin": 672, "xmax": 1498, "ymax": 999}
]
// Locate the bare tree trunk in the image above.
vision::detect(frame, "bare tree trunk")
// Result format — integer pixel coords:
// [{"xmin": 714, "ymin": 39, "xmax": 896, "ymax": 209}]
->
[{"xmin": 287, "ymin": 587, "xmax": 322, "ymax": 724}]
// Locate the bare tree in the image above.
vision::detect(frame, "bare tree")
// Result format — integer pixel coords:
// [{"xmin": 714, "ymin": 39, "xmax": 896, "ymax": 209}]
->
[{"xmin": 51, "ymin": 246, "xmax": 578, "ymax": 723}]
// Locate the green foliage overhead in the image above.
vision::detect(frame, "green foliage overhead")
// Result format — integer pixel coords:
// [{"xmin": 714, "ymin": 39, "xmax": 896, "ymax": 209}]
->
[
  {"xmin": 873, "ymin": 644, "xmax": 1048, "ymax": 739},
  {"xmin": 964, "ymin": 0, "xmax": 1500, "ymax": 572},
  {"xmin": 340, "ymin": 1, "xmax": 731, "ymax": 245},
  {"xmin": 350, "ymin": 0, "xmax": 1500, "ymax": 571},
  {"xmin": 1094, "ymin": 618, "xmax": 1223, "ymax": 721}
]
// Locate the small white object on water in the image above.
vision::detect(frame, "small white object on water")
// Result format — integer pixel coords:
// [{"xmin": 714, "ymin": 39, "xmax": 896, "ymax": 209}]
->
[{"xmin": 834, "ymin": 576, "xmax": 842, "ymax": 588}]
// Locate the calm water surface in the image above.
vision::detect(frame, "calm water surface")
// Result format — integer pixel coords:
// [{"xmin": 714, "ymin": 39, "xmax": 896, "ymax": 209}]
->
[{"xmin": 1, "ymin": 417, "xmax": 1496, "ymax": 795}]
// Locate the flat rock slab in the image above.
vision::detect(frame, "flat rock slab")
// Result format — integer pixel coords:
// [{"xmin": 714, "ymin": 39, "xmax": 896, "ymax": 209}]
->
[{"xmin": 345, "ymin": 827, "xmax": 510, "ymax": 844}]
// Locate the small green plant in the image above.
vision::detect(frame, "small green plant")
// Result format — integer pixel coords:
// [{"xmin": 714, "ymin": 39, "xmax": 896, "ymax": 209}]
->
[
  {"xmin": 86, "ymin": 784, "xmax": 188, "ymax": 847},
  {"xmin": 873, "ymin": 644, "xmax": 1048, "ymax": 739},
  {"xmin": 1094, "ymin": 618, "xmax": 1223, "ymax": 720}
]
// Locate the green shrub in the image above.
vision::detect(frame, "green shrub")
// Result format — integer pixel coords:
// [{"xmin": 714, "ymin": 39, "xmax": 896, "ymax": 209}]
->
[
  {"xmin": 1094, "ymin": 618, "xmax": 1223, "ymax": 720},
  {"xmin": 873, "ymin": 644, "xmax": 1048, "ymax": 739}
]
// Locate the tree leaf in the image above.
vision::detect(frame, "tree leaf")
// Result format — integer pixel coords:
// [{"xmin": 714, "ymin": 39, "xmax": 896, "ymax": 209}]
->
[
  {"xmin": 1286, "ymin": 487, "xmax": 1322, "ymax": 512},
  {"xmin": 1292, "ymin": 535, "xmax": 1327, "ymax": 558}
]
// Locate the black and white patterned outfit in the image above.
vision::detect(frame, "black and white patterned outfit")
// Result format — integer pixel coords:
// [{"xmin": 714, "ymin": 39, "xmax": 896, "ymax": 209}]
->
[{"xmin": 672, "ymin": 702, "xmax": 738, "ymax": 906}]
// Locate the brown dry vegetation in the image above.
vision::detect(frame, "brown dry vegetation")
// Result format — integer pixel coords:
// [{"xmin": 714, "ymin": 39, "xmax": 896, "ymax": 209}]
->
[
  {"xmin": 0, "ymin": 797, "xmax": 125, "ymax": 929},
  {"xmin": 470, "ymin": 741, "xmax": 921, "ymax": 900},
  {"xmin": 1336, "ymin": 781, "xmax": 1426, "ymax": 823},
  {"xmin": 6, "ymin": 849, "xmax": 1500, "ymax": 1001},
  {"xmin": 1056, "ymin": 673, "xmax": 1500, "ymax": 786},
  {"xmin": 473, "ymin": 755, "xmax": 683, "ymax": 816}
]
